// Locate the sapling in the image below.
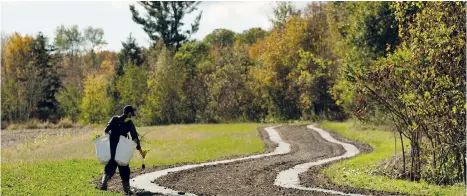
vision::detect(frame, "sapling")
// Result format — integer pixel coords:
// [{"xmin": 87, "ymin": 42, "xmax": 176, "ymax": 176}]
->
[
  {"xmin": 91, "ymin": 132, "xmax": 102, "ymax": 141},
  {"xmin": 139, "ymin": 132, "xmax": 151, "ymax": 169}
]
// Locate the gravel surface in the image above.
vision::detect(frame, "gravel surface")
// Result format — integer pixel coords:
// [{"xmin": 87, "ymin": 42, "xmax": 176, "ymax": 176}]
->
[{"xmin": 154, "ymin": 125, "xmax": 345, "ymax": 196}]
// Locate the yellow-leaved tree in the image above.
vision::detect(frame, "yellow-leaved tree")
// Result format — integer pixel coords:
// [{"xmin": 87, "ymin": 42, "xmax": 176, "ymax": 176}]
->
[
  {"xmin": 80, "ymin": 74, "xmax": 113, "ymax": 124},
  {"xmin": 1, "ymin": 33, "xmax": 37, "ymax": 122}
]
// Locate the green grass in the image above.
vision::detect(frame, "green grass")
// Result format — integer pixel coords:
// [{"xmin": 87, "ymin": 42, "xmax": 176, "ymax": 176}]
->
[
  {"xmin": 2, "ymin": 159, "xmax": 115, "ymax": 196},
  {"xmin": 133, "ymin": 124, "xmax": 266, "ymax": 165},
  {"xmin": 321, "ymin": 121, "xmax": 465, "ymax": 196},
  {"xmin": 2, "ymin": 123, "xmax": 266, "ymax": 195}
]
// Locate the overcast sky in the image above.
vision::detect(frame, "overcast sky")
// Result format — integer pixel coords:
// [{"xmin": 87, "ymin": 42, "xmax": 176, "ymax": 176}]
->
[{"xmin": 1, "ymin": 1, "xmax": 309, "ymax": 52}]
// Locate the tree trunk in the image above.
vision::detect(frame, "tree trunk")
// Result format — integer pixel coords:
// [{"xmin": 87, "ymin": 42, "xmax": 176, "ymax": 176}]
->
[
  {"xmin": 400, "ymin": 132, "xmax": 406, "ymax": 176},
  {"xmin": 416, "ymin": 133, "xmax": 421, "ymax": 181},
  {"xmin": 409, "ymin": 132, "xmax": 421, "ymax": 182},
  {"xmin": 394, "ymin": 130, "xmax": 397, "ymax": 169},
  {"xmin": 431, "ymin": 138, "xmax": 436, "ymax": 179},
  {"xmin": 457, "ymin": 151, "xmax": 464, "ymax": 183},
  {"xmin": 410, "ymin": 135, "xmax": 415, "ymax": 181},
  {"xmin": 463, "ymin": 152, "xmax": 466, "ymax": 185}
]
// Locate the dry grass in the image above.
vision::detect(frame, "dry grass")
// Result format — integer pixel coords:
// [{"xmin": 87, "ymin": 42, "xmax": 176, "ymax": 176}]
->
[{"xmin": 5, "ymin": 118, "xmax": 83, "ymax": 130}]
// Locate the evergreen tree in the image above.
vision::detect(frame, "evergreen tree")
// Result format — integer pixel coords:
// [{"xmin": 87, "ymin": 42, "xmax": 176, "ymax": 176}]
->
[
  {"xmin": 116, "ymin": 34, "xmax": 145, "ymax": 76},
  {"xmin": 30, "ymin": 32, "xmax": 61, "ymax": 121},
  {"xmin": 130, "ymin": 1, "xmax": 202, "ymax": 50}
]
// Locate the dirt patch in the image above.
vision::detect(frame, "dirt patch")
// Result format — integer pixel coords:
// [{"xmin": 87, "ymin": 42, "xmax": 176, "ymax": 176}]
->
[
  {"xmin": 90, "ymin": 165, "xmax": 167, "ymax": 196},
  {"xmin": 91, "ymin": 127, "xmax": 276, "ymax": 195}
]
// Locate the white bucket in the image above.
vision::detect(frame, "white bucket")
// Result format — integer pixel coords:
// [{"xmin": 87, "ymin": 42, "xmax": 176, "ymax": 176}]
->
[
  {"xmin": 115, "ymin": 135, "xmax": 136, "ymax": 166},
  {"xmin": 94, "ymin": 135, "xmax": 111, "ymax": 165}
]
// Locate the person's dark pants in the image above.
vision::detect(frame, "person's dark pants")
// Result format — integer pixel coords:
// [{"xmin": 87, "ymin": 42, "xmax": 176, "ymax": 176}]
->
[
  {"xmin": 104, "ymin": 135, "xmax": 130, "ymax": 183},
  {"xmin": 104, "ymin": 159, "xmax": 131, "ymax": 182}
]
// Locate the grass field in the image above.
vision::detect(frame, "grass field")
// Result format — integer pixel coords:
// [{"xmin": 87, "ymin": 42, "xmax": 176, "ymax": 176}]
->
[
  {"xmin": 1, "ymin": 124, "xmax": 266, "ymax": 195},
  {"xmin": 4, "ymin": 121, "xmax": 464, "ymax": 196},
  {"xmin": 321, "ymin": 121, "xmax": 466, "ymax": 196}
]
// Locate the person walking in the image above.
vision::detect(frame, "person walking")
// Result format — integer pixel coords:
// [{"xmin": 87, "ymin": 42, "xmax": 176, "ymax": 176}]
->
[{"xmin": 100, "ymin": 105, "xmax": 146, "ymax": 194}]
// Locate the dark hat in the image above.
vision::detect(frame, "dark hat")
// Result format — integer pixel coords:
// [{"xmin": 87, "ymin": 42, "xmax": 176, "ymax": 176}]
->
[{"xmin": 123, "ymin": 105, "xmax": 136, "ymax": 116}]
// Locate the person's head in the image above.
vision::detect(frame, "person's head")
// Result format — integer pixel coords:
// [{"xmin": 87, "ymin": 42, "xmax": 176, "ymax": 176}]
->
[{"xmin": 123, "ymin": 105, "xmax": 136, "ymax": 118}]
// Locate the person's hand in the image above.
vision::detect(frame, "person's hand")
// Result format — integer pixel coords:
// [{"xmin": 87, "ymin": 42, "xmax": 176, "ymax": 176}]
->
[{"xmin": 139, "ymin": 149, "xmax": 147, "ymax": 158}]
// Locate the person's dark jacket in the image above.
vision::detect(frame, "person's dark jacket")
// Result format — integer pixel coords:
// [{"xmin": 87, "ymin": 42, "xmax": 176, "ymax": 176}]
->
[{"xmin": 104, "ymin": 115, "xmax": 141, "ymax": 159}]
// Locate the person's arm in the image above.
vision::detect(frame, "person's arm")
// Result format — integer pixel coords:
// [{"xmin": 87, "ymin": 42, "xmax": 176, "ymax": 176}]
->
[
  {"xmin": 104, "ymin": 117, "xmax": 115, "ymax": 134},
  {"xmin": 128, "ymin": 120, "xmax": 142, "ymax": 151},
  {"xmin": 129, "ymin": 121, "xmax": 146, "ymax": 158}
]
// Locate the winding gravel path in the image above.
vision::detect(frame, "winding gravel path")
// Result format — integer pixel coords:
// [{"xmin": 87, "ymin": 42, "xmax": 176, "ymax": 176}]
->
[
  {"xmin": 131, "ymin": 126, "xmax": 291, "ymax": 195},
  {"xmin": 130, "ymin": 125, "xmax": 367, "ymax": 196},
  {"xmin": 274, "ymin": 125, "xmax": 362, "ymax": 196}
]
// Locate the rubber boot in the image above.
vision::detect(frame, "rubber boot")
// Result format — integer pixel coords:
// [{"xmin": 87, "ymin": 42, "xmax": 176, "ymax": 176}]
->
[
  {"xmin": 122, "ymin": 181, "xmax": 132, "ymax": 195},
  {"xmin": 100, "ymin": 174, "xmax": 111, "ymax": 190}
]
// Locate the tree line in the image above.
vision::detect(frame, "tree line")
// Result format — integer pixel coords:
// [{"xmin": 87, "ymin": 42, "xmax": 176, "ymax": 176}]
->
[{"xmin": 1, "ymin": 1, "xmax": 465, "ymax": 186}]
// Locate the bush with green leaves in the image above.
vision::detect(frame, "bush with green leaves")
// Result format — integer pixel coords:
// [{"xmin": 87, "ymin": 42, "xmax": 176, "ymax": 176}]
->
[{"xmin": 331, "ymin": 1, "xmax": 466, "ymax": 184}]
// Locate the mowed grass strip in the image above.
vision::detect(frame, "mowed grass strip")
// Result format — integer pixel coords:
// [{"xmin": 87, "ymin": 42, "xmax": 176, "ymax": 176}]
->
[
  {"xmin": 321, "ymin": 121, "xmax": 465, "ymax": 196},
  {"xmin": 1, "ymin": 123, "xmax": 265, "ymax": 195},
  {"xmin": 133, "ymin": 124, "xmax": 265, "ymax": 165}
]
